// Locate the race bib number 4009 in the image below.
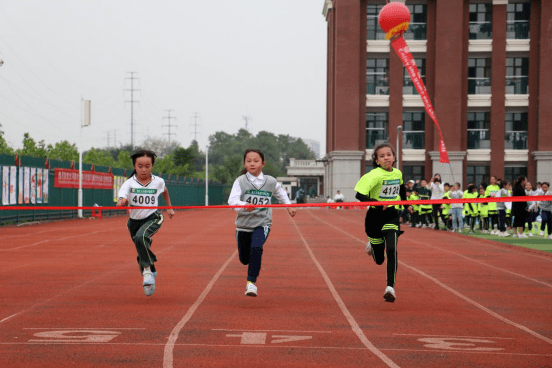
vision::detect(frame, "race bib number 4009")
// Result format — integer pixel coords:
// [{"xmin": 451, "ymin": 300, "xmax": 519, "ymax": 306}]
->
[
  {"xmin": 130, "ymin": 188, "xmax": 158, "ymax": 206},
  {"xmin": 244, "ymin": 189, "xmax": 272, "ymax": 209},
  {"xmin": 379, "ymin": 179, "xmax": 400, "ymax": 199}
]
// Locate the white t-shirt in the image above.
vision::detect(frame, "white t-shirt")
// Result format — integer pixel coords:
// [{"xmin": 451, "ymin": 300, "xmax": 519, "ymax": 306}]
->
[
  {"xmin": 430, "ymin": 182, "xmax": 445, "ymax": 200},
  {"xmin": 118, "ymin": 175, "xmax": 166, "ymax": 220}
]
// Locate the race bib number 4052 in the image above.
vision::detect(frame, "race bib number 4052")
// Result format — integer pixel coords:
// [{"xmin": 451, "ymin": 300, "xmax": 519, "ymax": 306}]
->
[
  {"xmin": 379, "ymin": 179, "xmax": 400, "ymax": 199},
  {"xmin": 244, "ymin": 189, "xmax": 272, "ymax": 209},
  {"xmin": 130, "ymin": 188, "xmax": 158, "ymax": 206}
]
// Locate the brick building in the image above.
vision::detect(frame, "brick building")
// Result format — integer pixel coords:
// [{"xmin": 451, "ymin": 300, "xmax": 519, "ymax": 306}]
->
[{"xmin": 323, "ymin": 0, "xmax": 552, "ymax": 200}]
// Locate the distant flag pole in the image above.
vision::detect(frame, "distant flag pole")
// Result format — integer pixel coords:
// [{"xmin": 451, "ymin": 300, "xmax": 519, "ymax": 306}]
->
[{"xmin": 378, "ymin": 1, "xmax": 454, "ymax": 181}]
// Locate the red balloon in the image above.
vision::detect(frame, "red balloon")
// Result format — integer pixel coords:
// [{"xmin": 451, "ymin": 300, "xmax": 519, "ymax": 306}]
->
[{"xmin": 378, "ymin": 2, "xmax": 411, "ymax": 39}]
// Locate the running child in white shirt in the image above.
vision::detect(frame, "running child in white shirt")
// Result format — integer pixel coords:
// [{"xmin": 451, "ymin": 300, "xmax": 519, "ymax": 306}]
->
[
  {"xmin": 117, "ymin": 150, "xmax": 175, "ymax": 296},
  {"xmin": 228, "ymin": 149, "xmax": 296, "ymax": 297}
]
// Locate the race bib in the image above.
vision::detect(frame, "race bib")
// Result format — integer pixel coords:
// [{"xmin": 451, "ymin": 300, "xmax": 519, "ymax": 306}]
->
[
  {"xmin": 130, "ymin": 188, "xmax": 157, "ymax": 206},
  {"xmin": 379, "ymin": 179, "xmax": 400, "ymax": 199},
  {"xmin": 244, "ymin": 189, "xmax": 272, "ymax": 210}
]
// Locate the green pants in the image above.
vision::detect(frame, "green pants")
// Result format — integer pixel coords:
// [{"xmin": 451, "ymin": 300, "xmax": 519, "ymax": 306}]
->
[{"xmin": 127, "ymin": 211, "xmax": 164, "ymax": 272}]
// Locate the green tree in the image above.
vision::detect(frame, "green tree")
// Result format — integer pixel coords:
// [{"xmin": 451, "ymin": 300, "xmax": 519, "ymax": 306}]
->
[
  {"xmin": 47, "ymin": 141, "xmax": 79, "ymax": 161},
  {"xmin": 83, "ymin": 148, "xmax": 117, "ymax": 167},
  {"xmin": 18, "ymin": 133, "xmax": 48, "ymax": 157},
  {"xmin": 117, "ymin": 150, "xmax": 133, "ymax": 170},
  {"xmin": 0, "ymin": 134, "xmax": 15, "ymax": 155}
]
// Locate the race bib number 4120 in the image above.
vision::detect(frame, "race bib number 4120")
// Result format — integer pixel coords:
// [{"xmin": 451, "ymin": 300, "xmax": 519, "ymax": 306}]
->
[{"xmin": 379, "ymin": 179, "xmax": 400, "ymax": 199}]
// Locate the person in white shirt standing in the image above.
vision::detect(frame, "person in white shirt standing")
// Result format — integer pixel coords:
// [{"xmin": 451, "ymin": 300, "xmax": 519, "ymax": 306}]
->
[
  {"xmin": 429, "ymin": 174, "xmax": 445, "ymax": 230},
  {"xmin": 334, "ymin": 190, "xmax": 345, "ymax": 209},
  {"xmin": 449, "ymin": 183, "xmax": 464, "ymax": 232},
  {"xmin": 117, "ymin": 150, "xmax": 175, "ymax": 297},
  {"xmin": 228, "ymin": 149, "xmax": 296, "ymax": 297}
]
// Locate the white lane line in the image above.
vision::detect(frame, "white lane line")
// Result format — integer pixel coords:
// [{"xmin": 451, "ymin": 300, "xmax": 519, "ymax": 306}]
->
[
  {"xmin": 289, "ymin": 217, "xmax": 400, "ymax": 368},
  {"xmin": 0, "ymin": 313, "xmax": 19, "ymax": 324},
  {"xmin": 328, "ymin": 209, "xmax": 552, "ymax": 262},
  {"xmin": 163, "ymin": 250, "xmax": 237, "ymax": 368},
  {"xmin": 212, "ymin": 329, "xmax": 331, "ymax": 333},
  {"xmin": 393, "ymin": 333, "xmax": 515, "ymax": 339},
  {"xmin": 307, "ymin": 210, "xmax": 552, "ymax": 346},
  {"xmin": 407, "ymin": 238, "xmax": 552, "ymax": 289},
  {"xmin": 2, "ymin": 239, "xmax": 50, "ymax": 251},
  {"xmin": 399, "ymin": 262, "xmax": 552, "ymax": 345}
]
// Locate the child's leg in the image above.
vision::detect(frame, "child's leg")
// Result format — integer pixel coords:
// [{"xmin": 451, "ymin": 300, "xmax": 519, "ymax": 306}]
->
[
  {"xmin": 236, "ymin": 231, "xmax": 252, "ymax": 265},
  {"xmin": 369, "ymin": 237, "xmax": 385, "ymax": 265},
  {"xmin": 246, "ymin": 226, "xmax": 270, "ymax": 283},
  {"xmin": 130, "ymin": 213, "xmax": 163, "ymax": 272},
  {"xmin": 381, "ymin": 228, "xmax": 399, "ymax": 288}
]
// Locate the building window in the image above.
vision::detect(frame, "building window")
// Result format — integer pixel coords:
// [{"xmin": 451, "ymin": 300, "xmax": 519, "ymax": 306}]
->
[
  {"xmin": 506, "ymin": 58, "xmax": 529, "ymax": 94},
  {"xmin": 367, "ymin": 4, "xmax": 386, "ymax": 40},
  {"xmin": 402, "ymin": 112, "xmax": 425, "ymax": 149},
  {"xmin": 505, "ymin": 166, "xmax": 528, "ymax": 185},
  {"xmin": 467, "ymin": 112, "xmax": 490, "ymax": 149},
  {"xmin": 468, "ymin": 58, "xmax": 492, "ymax": 94},
  {"xmin": 505, "ymin": 112, "xmax": 528, "ymax": 150},
  {"xmin": 402, "ymin": 165, "xmax": 425, "ymax": 181},
  {"xmin": 469, "ymin": 4, "xmax": 493, "ymax": 40},
  {"xmin": 366, "ymin": 112, "xmax": 388, "ymax": 149},
  {"xmin": 507, "ymin": 3, "xmax": 530, "ymax": 39},
  {"xmin": 367, "ymin": 59, "xmax": 389, "ymax": 95},
  {"xmin": 467, "ymin": 165, "xmax": 490, "ymax": 187},
  {"xmin": 403, "ymin": 58, "xmax": 426, "ymax": 95},
  {"xmin": 404, "ymin": 5, "xmax": 427, "ymax": 40}
]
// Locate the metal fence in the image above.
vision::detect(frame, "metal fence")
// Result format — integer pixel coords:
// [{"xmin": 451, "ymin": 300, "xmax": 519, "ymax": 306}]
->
[{"xmin": 0, "ymin": 154, "xmax": 230, "ymax": 226}]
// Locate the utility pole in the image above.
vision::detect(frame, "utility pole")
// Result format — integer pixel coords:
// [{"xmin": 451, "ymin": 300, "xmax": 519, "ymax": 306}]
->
[
  {"xmin": 190, "ymin": 112, "xmax": 201, "ymax": 142},
  {"xmin": 124, "ymin": 72, "xmax": 140, "ymax": 149},
  {"xmin": 162, "ymin": 110, "xmax": 177, "ymax": 144},
  {"xmin": 243, "ymin": 115, "xmax": 252, "ymax": 131},
  {"xmin": 106, "ymin": 131, "xmax": 111, "ymax": 147}
]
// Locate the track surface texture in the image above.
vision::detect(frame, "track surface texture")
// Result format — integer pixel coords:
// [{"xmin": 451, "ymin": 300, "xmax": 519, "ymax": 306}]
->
[{"xmin": 1, "ymin": 208, "xmax": 551, "ymax": 367}]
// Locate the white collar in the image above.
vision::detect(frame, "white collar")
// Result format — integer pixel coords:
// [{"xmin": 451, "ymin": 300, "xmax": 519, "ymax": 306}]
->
[{"xmin": 246, "ymin": 171, "xmax": 264, "ymax": 181}]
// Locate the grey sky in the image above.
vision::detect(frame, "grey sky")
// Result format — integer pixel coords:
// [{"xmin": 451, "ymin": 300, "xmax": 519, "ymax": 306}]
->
[{"xmin": 0, "ymin": 0, "xmax": 327, "ymax": 155}]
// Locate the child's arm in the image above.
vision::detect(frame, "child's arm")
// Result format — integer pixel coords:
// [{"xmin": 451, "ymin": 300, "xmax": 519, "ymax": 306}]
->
[
  {"xmin": 273, "ymin": 183, "xmax": 296, "ymax": 217},
  {"xmin": 162, "ymin": 188, "xmax": 175, "ymax": 219}
]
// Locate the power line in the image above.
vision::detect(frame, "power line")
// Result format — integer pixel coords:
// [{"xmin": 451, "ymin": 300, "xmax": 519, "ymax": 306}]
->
[
  {"xmin": 243, "ymin": 114, "xmax": 252, "ymax": 131},
  {"xmin": 162, "ymin": 110, "xmax": 177, "ymax": 144},
  {"xmin": 124, "ymin": 72, "xmax": 140, "ymax": 149},
  {"xmin": 190, "ymin": 112, "xmax": 201, "ymax": 142}
]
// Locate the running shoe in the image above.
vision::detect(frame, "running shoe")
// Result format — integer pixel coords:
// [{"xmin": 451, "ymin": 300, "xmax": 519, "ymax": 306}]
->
[
  {"xmin": 383, "ymin": 286, "xmax": 396, "ymax": 303},
  {"xmin": 548, "ymin": 234, "xmax": 552, "ymax": 239},
  {"xmin": 519, "ymin": 233, "xmax": 528, "ymax": 238},
  {"xmin": 245, "ymin": 282, "xmax": 257, "ymax": 297},
  {"xmin": 143, "ymin": 270, "xmax": 156, "ymax": 297},
  {"xmin": 499, "ymin": 231, "xmax": 511, "ymax": 237},
  {"xmin": 366, "ymin": 242, "xmax": 373, "ymax": 256},
  {"xmin": 527, "ymin": 232, "xmax": 533, "ymax": 237},
  {"xmin": 540, "ymin": 231, "xmax": 544, "ymax": 236}
]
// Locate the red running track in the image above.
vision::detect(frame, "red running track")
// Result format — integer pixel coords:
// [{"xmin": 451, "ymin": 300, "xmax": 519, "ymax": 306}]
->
[{"xmin": 0, "ymin": 208, "xmax": 551, "ymax": 367}]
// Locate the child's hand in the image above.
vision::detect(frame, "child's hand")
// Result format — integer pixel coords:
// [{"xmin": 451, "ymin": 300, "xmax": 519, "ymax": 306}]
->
[
  {"xmin": 244, "ymin": 205, "xmax": 255, "ymax": 212},
  {"xmin": 117, "ymin": 198, "xmax": 128, "ymax": 207},
  {"xmin": 166, "ymin": 208, "xmax": 175, "ymax": 219},
  {"xmin": 287, "ymin": 207, "xmax": 297, "ymax": 217}
]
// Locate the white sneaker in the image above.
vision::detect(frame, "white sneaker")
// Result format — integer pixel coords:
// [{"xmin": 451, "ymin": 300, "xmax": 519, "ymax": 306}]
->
[
  {"xmin": 245, "ymin": 282, "xmax": 257, "ymax": 297},
  {"xmin": 499, "ymin": 231, "xmax": 511, "ymax": 237},
  {"xmin": 527, "ymin": 232, "xmax": 533, "ymax": 237},
  {"xmin": 540, "ymin": 231, "xmax": 544, "ymax": 236},
  {"xmin": 520, "ymin": 233, "xmax": 528, "ymax": 238},
  {"xmin": 513, "ymin": 234, "xmax": 518, "ymax": 238},
  {"xmin": 142, "ymin": 270, "xmax": 156, "ymax": 297},
  {"xmin": 421, "ymin": 224, "xmax": 427, "ymax": 229},
  {"xmin": 366, "ymin": 242, "xmax": 373, "ymax": 256},
  {"xmin": 383, "ymin": 286, "xmax": 396, "ymax": 303},
  {"xmin": 548, "ymin": 234, "xmax": 552, "ymax": 239}
]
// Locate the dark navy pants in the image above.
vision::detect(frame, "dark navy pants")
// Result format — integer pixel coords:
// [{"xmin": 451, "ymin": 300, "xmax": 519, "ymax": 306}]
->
[
  {"xmin": 236, "ymin": 226, "xmax": 270, "ymax": 283},
  {"xmin": 127, "ymin": 211, "xmax": 164, "ymax": 273}
]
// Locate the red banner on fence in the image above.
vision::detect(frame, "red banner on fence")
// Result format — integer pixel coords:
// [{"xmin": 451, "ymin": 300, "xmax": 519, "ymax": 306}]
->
[
  {"xmin": 391, "ymin": 36, "xmax": 450, "ymax": 164},
  {"xmin": 54, "ymin": 168, "xmax": 113, "ymax": 189}
]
